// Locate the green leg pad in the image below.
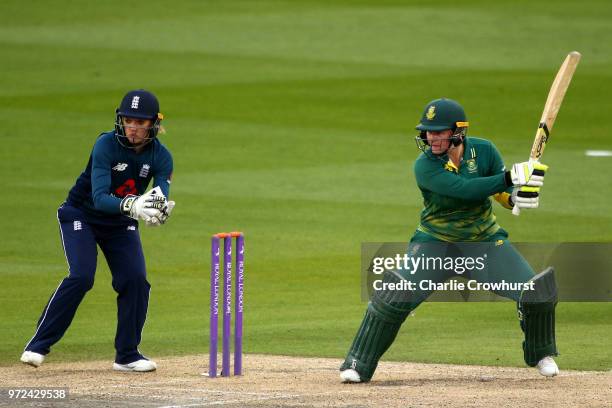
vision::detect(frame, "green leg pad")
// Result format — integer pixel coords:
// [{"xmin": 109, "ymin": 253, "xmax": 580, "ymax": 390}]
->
[
  {"xmin": 340, "ymin": 303, "xmax": 404, "ymax": 382},
  {"xmin": 518, "ymin": 267, "xmax": 559, "ymax": 366},
  {"xmin": 519, "ymin": 303, "xmax": 558, "ymax": 366},
  {"xmin": 341, "ymin": 271, "xmax": 414, "ymax": 382}
]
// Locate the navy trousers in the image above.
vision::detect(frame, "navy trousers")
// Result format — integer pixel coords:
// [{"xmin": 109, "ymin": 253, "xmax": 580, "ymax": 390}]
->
[{"xmin": 25, "ymin": 204, "xmax": 150, "ymax": 364}]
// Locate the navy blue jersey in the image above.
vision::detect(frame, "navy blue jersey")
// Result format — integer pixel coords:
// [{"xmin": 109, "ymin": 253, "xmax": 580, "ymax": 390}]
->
[{"xmin": 67, "ymin": 131, "xmax": 173, "ymax": 225}]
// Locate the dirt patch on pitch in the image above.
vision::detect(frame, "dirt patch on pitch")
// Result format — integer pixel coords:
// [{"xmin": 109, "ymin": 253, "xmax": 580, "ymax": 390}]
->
[{"xmin": 2, "ymin": 354, "xmax": 610, "ymax": 407}]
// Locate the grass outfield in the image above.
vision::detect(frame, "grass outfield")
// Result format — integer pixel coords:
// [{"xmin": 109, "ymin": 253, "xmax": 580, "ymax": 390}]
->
[{"xmin": 0, "ymin": 1, "xmax": 610, "ymax": 370}]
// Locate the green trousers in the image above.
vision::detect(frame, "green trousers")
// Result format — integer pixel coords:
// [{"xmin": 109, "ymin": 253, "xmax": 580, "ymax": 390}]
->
[{"xmin": 341, "ymin": 231, "xmax": 557, "ymax": 381}]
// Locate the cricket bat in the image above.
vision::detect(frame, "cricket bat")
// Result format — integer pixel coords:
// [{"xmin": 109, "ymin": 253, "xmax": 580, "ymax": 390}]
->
[{"xmin": 513, "ymin": 51, "xmax": 581, "ymax": 216}]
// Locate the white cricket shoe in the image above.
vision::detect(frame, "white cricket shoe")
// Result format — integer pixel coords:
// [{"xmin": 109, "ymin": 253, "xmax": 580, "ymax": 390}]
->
[
  {"xmin": 537, "ymin": 356, "xmax": 559, "ymax": 377},
  {"xmin": 113, "ymin": 359, "xmax": 157, "ymax": 372},
  {"xmin": 21, "ymin": 351, "xmax": 45, "ymax": 367},
  {"xmin": 340, "ymin": 368, "xmax": 362, "ymax": 383}
]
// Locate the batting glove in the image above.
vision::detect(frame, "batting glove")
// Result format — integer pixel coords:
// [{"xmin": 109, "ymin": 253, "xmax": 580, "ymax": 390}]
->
[
  {"xmin": 510, "ymin": 186, "xmax": 540, "ymax": 209},
  {"xmin": 507, "ymin": 161, "xmax": 548, "ymax": 187}
]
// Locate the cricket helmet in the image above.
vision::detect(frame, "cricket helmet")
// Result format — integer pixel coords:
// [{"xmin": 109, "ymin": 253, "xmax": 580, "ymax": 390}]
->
[
  {"xmin": 415, "ymin": 98, "xmax": 469, "ymax": 153},
  {"xmin": 115, "ymin": 89, "xmax": 164, "ymax": 148}
]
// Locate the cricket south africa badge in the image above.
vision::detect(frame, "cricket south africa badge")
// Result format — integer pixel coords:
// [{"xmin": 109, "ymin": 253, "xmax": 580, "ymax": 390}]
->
[
  {"xmin": 426, "ymin": 105, "xmax": 436, "ymax": 120},
  {"xmin": 466, "ymin": 159, "xmax": 478, "ymax": 173}
]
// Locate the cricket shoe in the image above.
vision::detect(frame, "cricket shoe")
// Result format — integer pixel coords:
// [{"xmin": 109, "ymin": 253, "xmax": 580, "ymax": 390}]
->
[
  {"xmin": 20, "ymin": 351, "xmax": 45, "ymax": 367},
  {"xmin": 340, "ymin": 368, "xmax": 362, "ymax": 383},
  {"xmin": 536, "ymin": 356, "xmax": 559, "ymax": 377},
  {"xmin": 113, "ymin": 359, "xmax": 157, "ymax": 372}
]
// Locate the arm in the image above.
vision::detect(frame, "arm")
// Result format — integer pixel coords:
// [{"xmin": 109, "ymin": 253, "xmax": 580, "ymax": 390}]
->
[
  {"xmin": 488, "ymin": 141, "xmax": 514, "ymax": 209},
  {"xmin": 91, "ymin": 137, "xmax": 166, "ymax": 221},
  {"xmin": 91, "ymin": 140, "xmax": 123, "ymax": 214},
  {"xmin": 153, "ymin": 149, "xmax": 173, "ymax": 198},
  {"xmin": 486, "ymin": 142, "xmax": 548, "ymax": 210},
  {"xmin": 415, "ymin": 160, "xmax": 509, "ymax": 201},
  {"xmin": 151, "ymin": 148, "xmax": 175, "ymax": 225}
]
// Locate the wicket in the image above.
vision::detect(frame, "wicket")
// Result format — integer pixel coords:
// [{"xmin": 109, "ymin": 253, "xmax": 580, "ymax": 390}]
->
[{"xmin": 209, "ymin": 232, "xmax": 244, "ymax": 377}]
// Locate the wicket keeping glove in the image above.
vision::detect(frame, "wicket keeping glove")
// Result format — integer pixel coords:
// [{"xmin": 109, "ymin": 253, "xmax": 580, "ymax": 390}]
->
[
  {"xmin": 507, "ymin": 161, "xmax": 548, "ymax": 187},
  {"xmin": 158, "ymin": 200, "xmax": 175, "ymax": 224},
  {"xmin": 146, "ymin": 200, "xmax": 175, "ymax": 226},
  {"xmin": 145, "ymin": 213, "xmax": 162, "ymax": 227},
  {"xmin": 142, "ymin": 186, "xmax": 175, "ymax": 226},
  {"xmin": 120, "ymin": 189, "xmax": 166, "ymax": 222},
  {"xmin": 510, "ymin": 186, "xmax": 540, "ymax": 209}
]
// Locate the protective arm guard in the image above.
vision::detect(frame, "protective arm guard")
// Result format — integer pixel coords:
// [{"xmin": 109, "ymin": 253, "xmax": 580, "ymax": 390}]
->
[{"xmin": 518, "ymin": 267, "xmax": 559, "ymax": 366}]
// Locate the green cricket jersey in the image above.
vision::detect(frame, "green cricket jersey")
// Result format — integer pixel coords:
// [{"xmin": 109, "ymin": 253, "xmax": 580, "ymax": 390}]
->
[{"xmin": 414, "ymin": 137, "xmax": 513, "ymax": 242}]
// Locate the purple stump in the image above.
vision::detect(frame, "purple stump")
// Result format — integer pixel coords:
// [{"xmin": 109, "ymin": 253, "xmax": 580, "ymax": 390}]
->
[
  {"xmin": 234, "ymin": 233, "xmax": 244, "ymax": 375},
  {"xmin": 209, "ymin": 235, "xmax": 221, "ymax": 378},
  {"xmin": 222, "ymin": 235, "xmax": 232, "ymax": 377}
]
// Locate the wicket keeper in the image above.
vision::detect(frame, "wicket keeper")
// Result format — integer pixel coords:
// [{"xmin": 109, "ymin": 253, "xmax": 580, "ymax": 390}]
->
[{"xmin": 21, "ymin": 89, "xmax": 175, "ymax": 372}]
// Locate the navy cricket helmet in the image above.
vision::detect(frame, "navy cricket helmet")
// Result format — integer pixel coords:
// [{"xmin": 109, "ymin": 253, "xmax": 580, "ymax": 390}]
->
[{"xmin": 115, "ymin": 89, "xmax": 164, "ymax": 148}]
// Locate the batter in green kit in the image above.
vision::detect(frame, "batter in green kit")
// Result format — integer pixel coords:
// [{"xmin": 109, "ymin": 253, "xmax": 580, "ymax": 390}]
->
[{"xmin": 339, "ymin": 98, "xmax": 559, "ymax": 383}]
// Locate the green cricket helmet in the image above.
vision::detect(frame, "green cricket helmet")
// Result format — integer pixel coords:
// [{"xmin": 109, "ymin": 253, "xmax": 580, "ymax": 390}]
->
[{"xmin": 415, "ymin": 98, "xmax": 469, "ymax": 153}]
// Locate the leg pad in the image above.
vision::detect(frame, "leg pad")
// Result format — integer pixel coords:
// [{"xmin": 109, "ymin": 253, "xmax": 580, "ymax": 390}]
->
[{"xmin": 518, "ymin": 267, "xmax": 558, "ymax": 366}]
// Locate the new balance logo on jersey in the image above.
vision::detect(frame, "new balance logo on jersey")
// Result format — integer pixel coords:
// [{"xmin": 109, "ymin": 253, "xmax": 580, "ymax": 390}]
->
[
  {"xmin": 127, "ymin": 225, "xmax": 136, "ymax": 231},
  {"xmin": 139, "ymin": 164, "xmax": 150, "ymax": 178},
  {"xmin": 113, "ymin": 163, "xmax": 128, "ymax": 171},
  {"xmin": 131, "ymin": 96, "xmax": 140, "ymax": 109},
  {"xmin": 73, "ymin": 221, "xmax": 82, "ymax": 231}
]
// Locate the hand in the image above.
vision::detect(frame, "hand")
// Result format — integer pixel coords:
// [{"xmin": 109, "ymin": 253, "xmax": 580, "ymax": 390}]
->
[
  {"xmin": 145, "ymin": 214, "xmax": 162, "ymax": 227},
  {"xmin": 145, "ymin": 201, "xmax": 175, "ymax": 226},
  {"xmin": 509, "ymin": 161, "xmax": 548, "ymax": 186},
  {"xmin": 145, "ymin": 186, "xmax": 174, "ymax": 225},
  {"xmin": 158, "ymin": 200, "xmax": 175, "ymax": 224},
  {"xmin": 511, "ymin": 186, "xmax": 540, "ymax": 209},
  {"xmin": 142, "ymin": 186, "xmax": 175, "ymax": 225},
  {"xmin": 120, "ymin": 189, "xmax": 166, "ymax": 222}
]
